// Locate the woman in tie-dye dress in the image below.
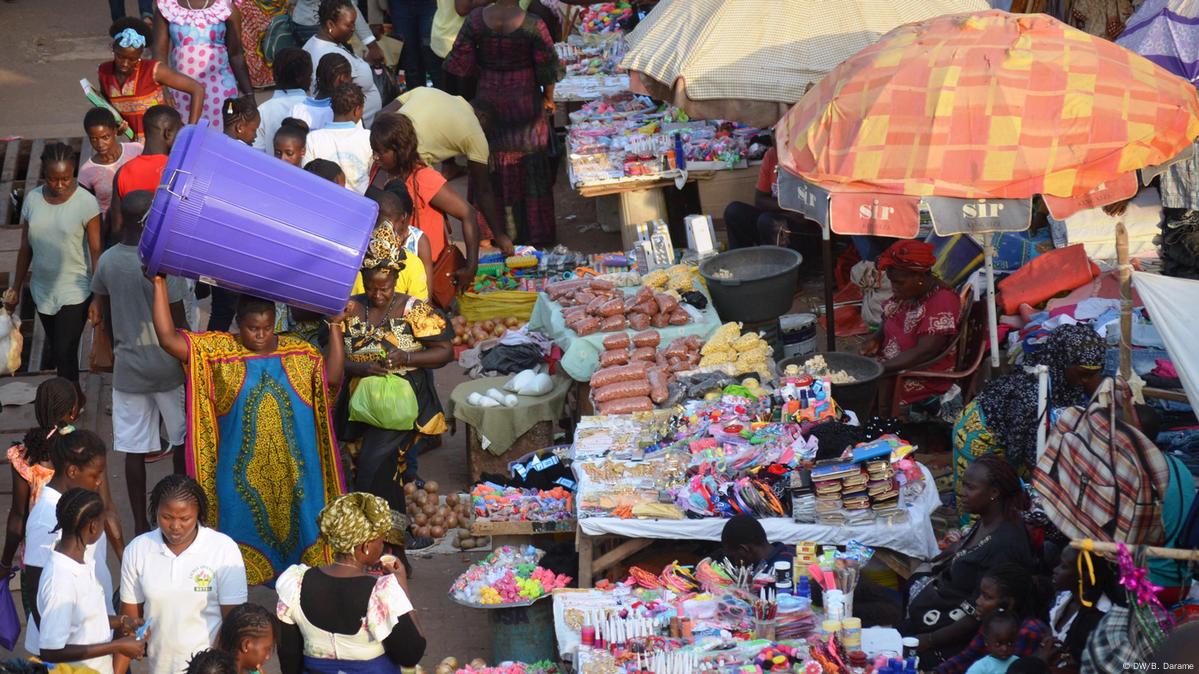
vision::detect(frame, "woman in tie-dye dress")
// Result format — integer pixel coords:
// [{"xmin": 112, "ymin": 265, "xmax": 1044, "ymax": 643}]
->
[{"xmin": 153, "ymin": 0, "xmax": 252, "ymax": 130}]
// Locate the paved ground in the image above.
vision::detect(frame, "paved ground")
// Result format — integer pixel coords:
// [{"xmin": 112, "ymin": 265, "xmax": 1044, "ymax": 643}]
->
[{"xmin": 0, "ymin": 0, "xmax": 622, "ymax": 666}]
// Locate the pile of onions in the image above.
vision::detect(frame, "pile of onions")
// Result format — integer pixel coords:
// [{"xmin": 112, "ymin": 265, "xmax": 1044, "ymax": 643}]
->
[
  {"xmin": 450, "ymin": 317, "xmax": 524, "ymax": 348},
  {"xmin": 404, "ymin": 481, "xmax": 472, "ymax": 541}
]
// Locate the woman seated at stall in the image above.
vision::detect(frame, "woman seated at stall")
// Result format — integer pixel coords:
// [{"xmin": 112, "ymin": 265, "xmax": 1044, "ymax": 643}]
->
[
  {"xmin": 952, "ymin": 324, "xmax": 1106, "ymax": 511},
  {"xmin": 276, "ymin": 493, "xmax": 426, "ymax": 674},
  {"xmin": 337, "ymin": 224, "xmax": 453, "ymax": 552},
  {"xmin": 900, "ymin": 456, "xmax": 1035, "ymax": 667},
  {"xmin": 861, "ymin": 240, "xmax": 961, "ymax": 419}
]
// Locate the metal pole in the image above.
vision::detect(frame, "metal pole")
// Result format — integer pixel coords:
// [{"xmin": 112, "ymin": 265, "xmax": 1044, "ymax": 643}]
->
[
  {"xmin": 1116, "ymin": 221, "xmax": 1132, "ymax": 380},
  {"xmin": 1034, "ymin": 364, "xmax": 1049, "ymax": 461},
  {"xmin": 823, "ymin": 221, "xmax": 836, "ymax": 351},
  {"xmin": 984, "ymin": 239, "xmax": 1000, "ymax": 368}
]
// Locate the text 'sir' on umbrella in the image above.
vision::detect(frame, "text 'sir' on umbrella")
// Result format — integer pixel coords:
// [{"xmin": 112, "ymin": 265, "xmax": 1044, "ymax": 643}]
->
[{"xmin": 774, "ymin": 10, "xmax": 1199, "ymax": 371}]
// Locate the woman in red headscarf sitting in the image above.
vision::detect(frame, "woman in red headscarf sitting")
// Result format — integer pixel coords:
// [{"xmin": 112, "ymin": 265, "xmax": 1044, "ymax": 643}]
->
[{"xmin": 861, "ymin": 240, "xmax": 961, "ymax": 415}]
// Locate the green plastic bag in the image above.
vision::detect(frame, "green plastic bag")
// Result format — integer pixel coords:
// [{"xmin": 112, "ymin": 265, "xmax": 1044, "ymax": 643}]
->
[{"xmin": 349, "ymin": 374, "xmax": 418, "ymax": 431}]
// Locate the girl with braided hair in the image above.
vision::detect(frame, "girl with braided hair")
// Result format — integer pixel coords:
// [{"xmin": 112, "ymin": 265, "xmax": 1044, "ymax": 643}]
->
[
  {"xmin": 276, "ymin": 493, "xmax": 425, "ymax": 674},
  {"xmin": 6, "ymin": 143, "xmax": 102, "ymax": 407},
  {"xmin": 4, "ymin": 381, "xmax": 125, "ymax": 616},
  {"xmin": 35, "ymin": 488, "xmax": 147, "ymax": 674},
  {"xmin": 23, "ymin": 429, "xmax": 119, "ymax": 658},
  {"xmin": 118, "ymin": 475, "xmax": 248, "ymax": 674},
  {"xmin": 215, "ymin": 604, "xmax": 276, "ymax": 673}
]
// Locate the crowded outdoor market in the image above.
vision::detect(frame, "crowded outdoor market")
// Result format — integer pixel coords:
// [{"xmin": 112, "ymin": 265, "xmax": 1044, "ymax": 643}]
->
[{"xmin": 0, "ymin": 0, "xmax": 1196, "ymax": 673}]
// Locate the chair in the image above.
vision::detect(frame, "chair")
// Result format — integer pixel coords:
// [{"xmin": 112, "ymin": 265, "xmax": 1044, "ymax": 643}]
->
[{"xmin": 887, "ymin": 287, "xmax": 990, "ymax": 418}]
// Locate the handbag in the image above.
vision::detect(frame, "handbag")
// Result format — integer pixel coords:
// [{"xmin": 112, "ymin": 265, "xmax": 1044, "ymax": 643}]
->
[
  {"xmin": 262, "ymin": 13, "xmax": 298, "ymax": 63},
  {"xmin": 429, "ymin": 244, "xmax": 467, "ymax": 311},
  {"xmin": 0, "ymin": 571, "xmax": 20, "ymax": 650},
  {"xmin": 349, "ymin": 373, "xmax": 419, "ymax": 431},
  {"xmin": 1033, "ymin": 377, "xmax": 1170, "ymax": 546},
  {"xmin": 372, "ymin": 65, "xmax": 402, "ymax": 107}
]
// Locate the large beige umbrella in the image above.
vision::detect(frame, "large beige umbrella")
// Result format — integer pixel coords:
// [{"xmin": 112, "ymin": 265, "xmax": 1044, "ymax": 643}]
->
[{"xmin": 619, "ymin": 0, "xmax": 990, "ymax": 128}]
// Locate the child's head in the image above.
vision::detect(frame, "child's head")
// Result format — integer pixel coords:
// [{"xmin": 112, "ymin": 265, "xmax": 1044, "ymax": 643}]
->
[
  {"xmin": 272, "ymin": 47, "xmax": 312, "ymax": 92},
  {"xmin": 304, "ymin": 158, "xmax": 346, "ymax": 188},
  {"xmin": 49, "ymin": 428, "xmax": 107, "ymax": 492},
  {"xmin": 215, "ymin": 604, "xmax": 276, "ymax": 671},
  {"xmin": 330, "ymin": 83, "xmax": 365, "ymax": 123},
  {"xmin": 1006, "ymin": 657, "xmax": 1048, "ymax": 674},
  {"xmin": 982, "ymin": 610, "xmax": 1020, "ymax": 661},
  {"xmin": 1052, "ymin": 545, "xmax": 1116, "ymax": 603},
  {"xmin": 976, "ymin": 563, "xmax": 1031, "ymax": 619},
  {"xmin": 52, "ymin": 488, "xmax": 105, "ymax": 548},
  {"xmin": 186, "ymin": 649, "xmax": 239, "ymax": 674},
  {"xmin": 273, "ymin": 118, "xmax": 309, "ymax": 167},
  {"xmin": 22, "ymin": 377, "xmax": 79, "ymax": 465},
  {"xmin": 108, "ymin": 17, "xmax": 151, "ymax": 79},
  {"xmin": 315, "ymin": 52, "xmax": 352, "ymax": 100},
  {"xmin": 121, "ymin": 190, "xmax": 154, "ymax": 240},
  {"xmin": 374, "ymin": 184, "xmax": 414, "ymax": 239},
  {"xmin": 83, "ymin": 107, "xmax": 122, "ymax": 157},
  {"xmin": 222, "ymin": 96, "xmax": 261, "ymax": 145}
]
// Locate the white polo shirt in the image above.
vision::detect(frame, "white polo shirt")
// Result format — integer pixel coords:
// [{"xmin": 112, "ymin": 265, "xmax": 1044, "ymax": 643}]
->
[
  {"xmin": 120, "ymin": 527, "xmax": 248, "ymax": 674},
  {"xmin": 37, "ymin": 551, "xmax": 115, "ymax": 674},
  {"xmin": 24, "ymin": 485, "xmax": 114, "ymax": 655},
  {"xmin": 305, "ymin": 120, "xmax": 373, "ymax": 194}
]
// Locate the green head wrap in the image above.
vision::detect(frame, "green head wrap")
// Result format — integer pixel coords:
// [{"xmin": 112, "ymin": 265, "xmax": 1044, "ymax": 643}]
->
[{"xmin": 317, "ymin": 492, "xmax": 392, "ymax": 554}]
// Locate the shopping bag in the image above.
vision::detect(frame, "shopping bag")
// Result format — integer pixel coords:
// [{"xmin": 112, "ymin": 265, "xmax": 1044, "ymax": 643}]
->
[
  {"xmin": 349, "ymin": 374, "xmax": 418, "ymax": 431},
  {"xmin": 0, "ymin": 571, "xmax": 20, "ymax": 650},
  {"xmin": 89, "ymin": 323, "xmax": 114, "ymax": 374},
  {"xmin": 0, "ymin": 308, "xmax": 22, "ymax": 375},
  {"xmin": 429, "ymin": 244, "xmax": 467, "ymax": 311}
]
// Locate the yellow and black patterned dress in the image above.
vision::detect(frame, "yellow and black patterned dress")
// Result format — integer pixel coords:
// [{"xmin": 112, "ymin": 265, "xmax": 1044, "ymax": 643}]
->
[
  {"xmin": 338, "ymin": 295, "xmax": 450, "ymax": 539},
  {"xmin": 183, "ymin": 331, "xmax": 345, "ymax": 586}
]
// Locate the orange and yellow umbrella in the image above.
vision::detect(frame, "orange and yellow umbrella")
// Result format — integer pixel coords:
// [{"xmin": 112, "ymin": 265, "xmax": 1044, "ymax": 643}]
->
[
  {"xmin": 774, "ymin": 10, "xmax": 1199, "ymax": 361},
  {"xmin": 777, "ymin": 10, "xmax": 1199, "ymax": 231}
]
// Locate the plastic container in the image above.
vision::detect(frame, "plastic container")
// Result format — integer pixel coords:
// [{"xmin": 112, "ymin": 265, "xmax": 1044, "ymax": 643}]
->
[
  {"xmin": 780, "ymin": 313, "xmax": 818, "ymax": 358},
  {"xmin": 840, "ymin": 617, "xmax": 862, "ymax": 649},
  {"xmin": 140, "ymin": 120, "xmax": 378, "ymax": 314},
  {"xmin": 778, "ymin": 352, "xmax": 885, "ymax": 420},
  {"xmin": 699, "ymin": 246, "xmax": 802, "ymax": 323}
]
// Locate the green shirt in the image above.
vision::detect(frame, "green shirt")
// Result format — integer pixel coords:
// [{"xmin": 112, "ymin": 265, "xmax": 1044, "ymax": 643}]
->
[{"xmin": 21, "ymin": 186, "xmax": 99, "ymax": 315}]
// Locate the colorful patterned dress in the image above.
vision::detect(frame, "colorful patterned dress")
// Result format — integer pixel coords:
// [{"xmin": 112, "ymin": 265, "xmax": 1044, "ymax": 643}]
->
[
  {"xmin": 183, "ymin": 331, "xmax": 345, "ymax": 586},
  {"xmin": 337, "ymin": 296, "xmax": 449, "ymax": 543},
  {"xmin": 445, "ymin": 9, "xmax": 563, "ymax": 246},
  {"xmin": 235, "ymin": 0, "xmax": 289, "ymax": 88},
  {"xmin": 158, "ymin": 0, "xmax": 239, "ymax": 129},
  {"xmin": 879, "ymin": 286, "xmax": 960, "ymax": 406},
  {"xmin": 97, "ymin": 59, "xmax": 171, "ymax": 142}
]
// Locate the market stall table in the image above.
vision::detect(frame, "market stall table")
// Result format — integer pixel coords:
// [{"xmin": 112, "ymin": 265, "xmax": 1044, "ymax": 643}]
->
[
  {"xmin": 448, "ymin": 375, "xmax": 574, "ymax": 481},
  {"xmin": 526, "ymin": 289, "xmax": 722, "ymax": 382},
  {"xmin": 573, "ymin": 464, "xmax": 942, "ymax": 588}
]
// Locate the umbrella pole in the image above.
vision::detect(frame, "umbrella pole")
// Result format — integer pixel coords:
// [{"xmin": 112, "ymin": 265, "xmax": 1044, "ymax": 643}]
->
[
  {"xmin": 1117, "ymin": 221, "xmax": 1132, "ymax": 380},
  {"xmin": 1034, "ymin": 364, "xmax": 1049, "ymax": 461},
  {"xmin": 984, "ymin": 239, "xmax": 1000, "ymax": 368},
  {"xmin": 823, "ymin": 222, "xmax": 836, "ymax": 351}
]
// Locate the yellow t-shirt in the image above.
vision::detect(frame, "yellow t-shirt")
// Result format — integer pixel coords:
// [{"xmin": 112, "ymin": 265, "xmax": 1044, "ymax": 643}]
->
[
  {"xmin": 351, "ymin": 258, "xmax": 429, "ymax": 301},
  {"xmin": 396, "ymin": 88, "xmax": 490, "ymax": 167},
  {"xmin": 431, "ymin": 0, "xmax": 532, "ymax": 59}
]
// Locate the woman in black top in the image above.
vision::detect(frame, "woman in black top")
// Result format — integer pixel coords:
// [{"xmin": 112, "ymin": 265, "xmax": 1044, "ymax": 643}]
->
[
  {"xmin": 901, "ymin": 456, "xmax": 1036, "ymax": 664},
  {"xmin": 276, "ymin": 493, "xmax": 425, "ymax": 674}
]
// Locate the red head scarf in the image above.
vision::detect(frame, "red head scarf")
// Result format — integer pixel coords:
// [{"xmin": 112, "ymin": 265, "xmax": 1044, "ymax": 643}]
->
[{"xmin": 876, "ymin": 240, "xmax": 936, "ymax": 273}]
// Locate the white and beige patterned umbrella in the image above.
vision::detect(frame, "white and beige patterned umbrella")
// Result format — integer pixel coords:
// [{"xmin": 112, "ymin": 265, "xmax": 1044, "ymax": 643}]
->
[{"xmin": 620, "ymin": 0, "xmax": 990, "ymax": 127}]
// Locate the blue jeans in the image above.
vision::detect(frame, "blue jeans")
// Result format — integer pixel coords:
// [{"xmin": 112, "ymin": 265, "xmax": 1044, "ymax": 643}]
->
[
  {"xmin": 388, "ymin": 0, "xmax": 437, "ymax": 89},
  {"xmin": 108, "ymin": 0, "xmax": 154, "ymax": 21}
]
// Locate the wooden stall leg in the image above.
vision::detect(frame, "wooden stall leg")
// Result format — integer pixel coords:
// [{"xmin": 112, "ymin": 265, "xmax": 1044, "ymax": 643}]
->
[
  {"xmin": 592, "ymin": 539, "xmax": 653, "ymax": 577},
  {"xmin": 577, "ymin": 530, "xmax": 594, "ymax": 589}
]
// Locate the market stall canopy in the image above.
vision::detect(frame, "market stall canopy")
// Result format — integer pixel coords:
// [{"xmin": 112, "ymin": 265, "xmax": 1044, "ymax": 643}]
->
[
  {"xmin": 773, "ymin": 10, "xmax": 1199, "ymax": 359},
  {"xmin": 1118, "ymin": 0, "xmax": 1199, "ymax": 85},
  {"xmin": 618, "ymin": 0, "xmax": 990, "ymax": 128},
  {"xmin": 1132, "ymin": 272, "xmax": 1199, "ymax": 408}
]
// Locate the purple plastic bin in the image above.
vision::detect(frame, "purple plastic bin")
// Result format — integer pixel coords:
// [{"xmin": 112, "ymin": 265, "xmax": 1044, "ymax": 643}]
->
[{"xmin": 140, "ymin": 120, "xmax": 378, "ymax": 315}]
